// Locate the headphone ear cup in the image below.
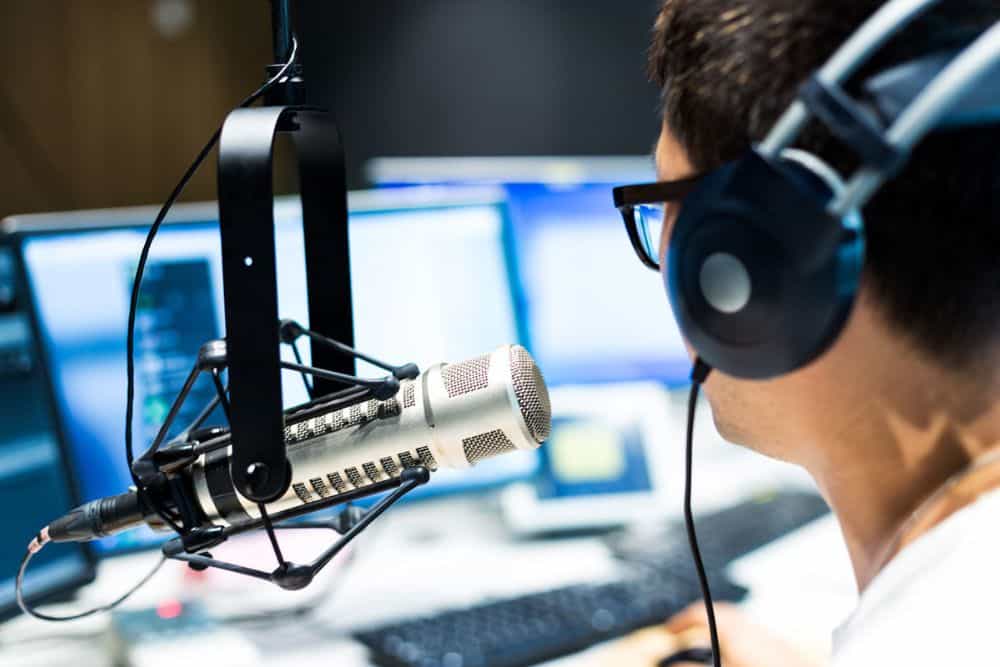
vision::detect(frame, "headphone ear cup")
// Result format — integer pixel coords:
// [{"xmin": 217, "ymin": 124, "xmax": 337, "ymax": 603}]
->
[{"xmin": 666, "ymin": 150, "xmax": 865, "ymax": 379}]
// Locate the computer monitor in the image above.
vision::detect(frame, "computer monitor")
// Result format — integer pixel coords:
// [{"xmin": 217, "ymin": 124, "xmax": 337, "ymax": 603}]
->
[
  {"xmin": 0, "ymin": 246, "xmax": 94, "ymax": 622},
  {"xmin": 368, "ymin": 156, "xmax": 691, "ymax": 387},
  {"xmin": 500, "ymin": 381, "xmax": 674, "ymax": 535},
  {"xmin": 5, "ymin": 186, "xmax": 535, "ymax": 555}
]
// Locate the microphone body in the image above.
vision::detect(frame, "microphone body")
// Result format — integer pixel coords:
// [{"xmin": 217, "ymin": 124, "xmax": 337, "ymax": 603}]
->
[
  {"xmin": 193, "ymin": 344, "xmax": 549, "ymax": 526},
  {"xmin": 47, "ymin": 345, "xmax": 550, "ymax": 542}
]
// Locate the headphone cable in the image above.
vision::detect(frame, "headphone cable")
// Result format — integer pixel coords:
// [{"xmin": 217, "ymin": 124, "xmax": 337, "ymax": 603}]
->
[{"xmin": 683, "ymin": 357, "xmax": 720, "ymax": 666}]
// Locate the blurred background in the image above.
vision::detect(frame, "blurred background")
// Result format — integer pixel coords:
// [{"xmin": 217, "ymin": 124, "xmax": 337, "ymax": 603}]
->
[
  {"xmin": 0, "ymin": 0, "xmax": 660, "ymax": 215},
  {"xmin": 0, "ymin": 3, "xmax": 851, "ymax": 667}
]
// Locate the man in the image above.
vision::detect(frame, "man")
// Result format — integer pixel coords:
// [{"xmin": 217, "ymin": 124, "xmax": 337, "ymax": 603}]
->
[{"xmin": 634, "ymin": 1, "xmax": 1000, "ymax": 665}]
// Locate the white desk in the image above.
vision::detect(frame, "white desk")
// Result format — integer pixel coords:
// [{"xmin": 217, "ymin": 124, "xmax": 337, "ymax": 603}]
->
[{"xmin": 0, "ymin": 483, "xmax": 857, "ymax": 667}]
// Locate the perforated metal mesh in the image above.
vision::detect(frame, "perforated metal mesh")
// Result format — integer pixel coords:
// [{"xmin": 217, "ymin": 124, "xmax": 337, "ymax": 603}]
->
[
  {"xmin": 286, "ymin": 397, "xmax": 395, "ymax": 446},
  {"xmin": 310, "ymin": 477, "xmax": 331, "ymax": 498},
  {"xmin": 345, "ymin": 467, "xmax": 365, "ymax": 488},
  {"xmin": 398, "ymin": 451, "xmax": 418, "ymax": 469},
  {"xmin": 363, "ymin": 461, "xmax": 382, "ymax": 482},
  {"xmin": 327, "ymin": 472, "xmax": 347, "ymax": 493},
  {"xmin": 293, "ymin": 482, "xmax": 313, "ymax": 503},
  {"xmin": 331, "ymin": 408, "xmax": 346, "ymax": 431},
  {"xmin": 462, "ymin": 429, "xmax": 516, "ymax": 464},
  {"xmin": 379, "ymin": 399, "xmax": 402, "ymax": 419},
  {"xmin": 441, "ymin": 355, "xmax": 490, "ymax": 398},
  {"xmin": 295, "ymin": 421, "xmax": 311, "ymax": 441},
  {"xmin": 311, "ymin": 413, "xmax": 332, "ymax": 436},
  {"xmin": 416, "ymin": 446, "xmax": 439, "ymax": 470},
  {"xmin": 509, "ymin": 345, "xmax": 551, "ymax": 444},
  {"xmin": 380, "ymin": 457, "xmax": 399, "ymax": 477},
  {"xmin": 348, "ymin": 404, "xmax": 363, "ymax": 425},
  {"xmin": 402, "ymin": 382, "xmax": 416, "ymax": 409}
]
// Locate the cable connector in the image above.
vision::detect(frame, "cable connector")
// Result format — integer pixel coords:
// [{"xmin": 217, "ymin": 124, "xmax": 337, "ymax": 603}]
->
[
  {"xmin": 46, "ymin": 492, "xmax": 145, "ymax": 543},
  {"xmin": 27, "ymin": 528, "xmax": 49, "ymax": 555},
  {"xmin": 691, "ymin": 357, "xmax": 713, "ymax": 385}
]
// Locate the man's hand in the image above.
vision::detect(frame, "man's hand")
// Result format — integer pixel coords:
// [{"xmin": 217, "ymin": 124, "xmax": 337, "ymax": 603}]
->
[{"xmin": 663, "ymin": 602, "xmax": 824, "ymax": 667}]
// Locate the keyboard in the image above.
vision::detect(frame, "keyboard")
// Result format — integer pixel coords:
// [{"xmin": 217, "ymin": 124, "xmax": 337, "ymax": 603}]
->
[
  {"xmin": 354, "ymin": 570, "xmax": 747, "ymax": 667},
  {"xmin": 609, "ymin": 489, "xmax": 831, "ymax": 574},
  {"xmin": 354, "ymin": 489, "xmax": 828, "ymax": 667}
]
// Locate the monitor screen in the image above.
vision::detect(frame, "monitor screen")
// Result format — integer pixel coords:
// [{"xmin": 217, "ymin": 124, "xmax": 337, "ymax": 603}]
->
[
  {"xmin": 504, "ymin": 182, "xmax": 689, "ymax": 386},
  {"xmin": 369, "ymin": 157, "xmax": 691, "ymax": 386},
  {"xmin": 13, "ymin": 187, "xmax": 535, "ymax": 555},
  {"xmin": 0, "ymin": 249, "xmax": 93, "ymax": 621},
  {"xmin": 538, "ymin": 415, "xmax": 653, "ymax": 500}
]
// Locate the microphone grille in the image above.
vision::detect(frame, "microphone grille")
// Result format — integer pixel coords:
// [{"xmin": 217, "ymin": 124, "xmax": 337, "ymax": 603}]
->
[
  {"xmin": 442, "ymin": 354, "xmax": 491, "ymax": 397},
  {"xmin": 462, "ymin": 429, "xmax": 517, "ymax": 464},
  {"xmin": 509, "ymin": 345, "xmax": 551, "ymax": 444}
]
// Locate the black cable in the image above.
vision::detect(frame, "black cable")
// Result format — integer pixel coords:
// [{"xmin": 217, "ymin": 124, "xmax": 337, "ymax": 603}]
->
[
  {"xmin": 124, "ymin": 37, "xmax": 299, "ymax": 534},
  {"xmin": 16, "ymin": 540, "xmax": 166, "ymax": 622},
  {"xmin": 683, "ymin": 358, "xmax": 721, "ymax": 667},
  {"xmin": 16, "ymin": 37, "xmax": 301, "ymax": 624}
]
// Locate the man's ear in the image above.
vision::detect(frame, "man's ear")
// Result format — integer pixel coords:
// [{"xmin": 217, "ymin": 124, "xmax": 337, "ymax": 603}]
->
[
  {"xmin": 655, "ymin": 123, "xmax": 698, "ymax": 270},
  {"xmin": 654, "ymin": 122, "xmax": 697, "ymax": 182}
]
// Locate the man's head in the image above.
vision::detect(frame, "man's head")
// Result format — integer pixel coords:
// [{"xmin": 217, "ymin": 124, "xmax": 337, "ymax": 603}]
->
[{"xmin": 647, "ymin": 1, "xmax": 1000, "ymax": 462}]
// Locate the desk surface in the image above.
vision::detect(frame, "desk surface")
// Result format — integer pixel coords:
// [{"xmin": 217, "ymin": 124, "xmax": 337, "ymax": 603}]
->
[
  {"xmin": 0, "ymin": 409, "xmax": 853, "ymax": 667},
  {"xmin": 0, "ymin": 483, "xmax": 857, "ymax": 667}
]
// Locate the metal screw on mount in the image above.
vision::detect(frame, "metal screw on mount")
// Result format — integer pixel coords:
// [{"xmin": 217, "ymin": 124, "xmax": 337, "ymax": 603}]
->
[{"xmin": 246, "ymin": 463, "xmax": 270, "ymax": 489}]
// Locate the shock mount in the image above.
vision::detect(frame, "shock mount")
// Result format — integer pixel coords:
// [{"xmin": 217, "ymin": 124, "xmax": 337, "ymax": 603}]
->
[{"xmin": 128, "ymin": 1, "xmax": 432, "ymax": 591}]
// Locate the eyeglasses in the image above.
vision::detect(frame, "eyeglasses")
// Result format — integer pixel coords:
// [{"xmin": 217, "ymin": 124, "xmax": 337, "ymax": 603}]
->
[{"xmin": 613, "ymin": 176, "xmax": 703, "ymax": 272}]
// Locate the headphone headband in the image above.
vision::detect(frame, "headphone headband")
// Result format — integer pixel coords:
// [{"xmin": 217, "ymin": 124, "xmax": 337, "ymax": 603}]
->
[
  {"xmin": 760, "ymin": 0, "xmax": 999, "ymax": 216},
  {"xmin": 760, "ymin": 0, "xmax": 943, "ymax": 159},
  {"xmin": 660, "ymin": 0, "xmax": 999, "ymax": 380},
  {"xmin": 832, "ymin": 20, "xmax": 1000, "ymax": 216}
]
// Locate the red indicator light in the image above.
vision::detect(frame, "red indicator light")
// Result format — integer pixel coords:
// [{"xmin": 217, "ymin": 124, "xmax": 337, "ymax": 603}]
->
[{"xmin": 155, "ymin": 599, "xmax": 184, "ymax": 620}]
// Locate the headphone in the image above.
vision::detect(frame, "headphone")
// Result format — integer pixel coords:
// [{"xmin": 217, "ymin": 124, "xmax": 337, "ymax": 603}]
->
[{"xmin": 666, "ymin": 0, "xmax": 1000, "ymax": 380}]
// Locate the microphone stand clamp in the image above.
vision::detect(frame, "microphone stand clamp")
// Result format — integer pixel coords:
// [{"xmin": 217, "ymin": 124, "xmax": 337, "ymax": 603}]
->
[
  {"xmin": 126, "ymin": 321, "xmax": 430, "ymax": 590},
  {"xmin": 124, "ymin": 2, "xmax": 433, "ymax": 595}
]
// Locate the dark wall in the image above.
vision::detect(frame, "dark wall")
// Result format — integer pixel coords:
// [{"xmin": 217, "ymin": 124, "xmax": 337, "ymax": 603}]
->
[
  {"xmin": 296, "ymin": 1, "xmax": 662, "ymax": 187},
  {"xmin": 0, "ymin": 1, "xmax": 270, "ymax": 217}
]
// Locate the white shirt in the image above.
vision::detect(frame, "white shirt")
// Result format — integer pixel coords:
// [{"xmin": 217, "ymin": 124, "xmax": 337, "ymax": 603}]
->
[{"xmin": 832, "ymin": 487, "xmax": 1000, "ymax": 665}]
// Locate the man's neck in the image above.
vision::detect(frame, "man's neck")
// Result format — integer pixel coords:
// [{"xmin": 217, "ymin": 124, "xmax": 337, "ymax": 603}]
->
[
  {"xmin": 791, "ymin": 310, "xmax": 1000, "ymax": 591},
  {"xmin": 809, "ymin": 435, "xmax": 972, "ymax": 591},
  {"xmin": 814, "ymin": 438, "xmax": 1000, "ymax": 591}
]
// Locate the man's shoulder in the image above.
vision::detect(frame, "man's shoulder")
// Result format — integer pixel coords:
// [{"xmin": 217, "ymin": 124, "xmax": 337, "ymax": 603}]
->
[{"xmin": 833, "ymin": 490, "xmax": 1000, "ymax": 665}]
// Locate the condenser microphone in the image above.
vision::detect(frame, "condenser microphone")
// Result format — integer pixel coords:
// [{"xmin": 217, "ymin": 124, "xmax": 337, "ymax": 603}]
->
[{"xmin": 45, "ymin": 344, "xmax": 550, "ymax": 543}]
